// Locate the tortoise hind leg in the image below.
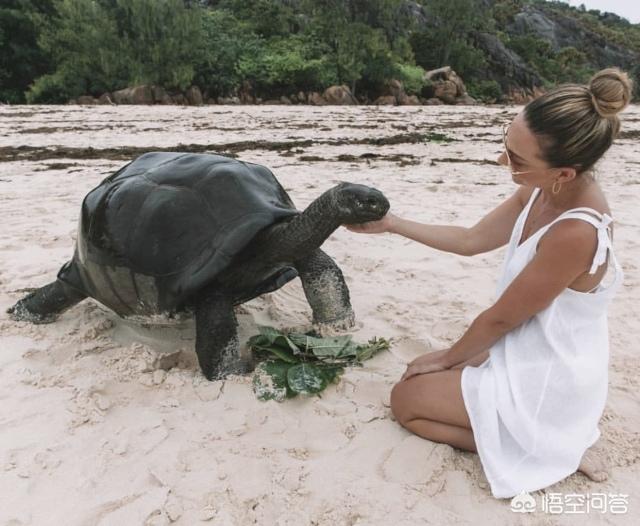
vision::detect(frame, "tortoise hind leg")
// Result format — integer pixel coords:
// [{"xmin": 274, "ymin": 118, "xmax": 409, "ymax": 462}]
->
[
  {"xmin": 295, "ymin": 249, "xmax": 355, "ymax": 331},
  {"xmin": 194, "ymin": 284, "xmax": 253, "ymax": 381},
  {"xmin": 7, "ymin": 279, "xmax": 87, "ymax": 324}
]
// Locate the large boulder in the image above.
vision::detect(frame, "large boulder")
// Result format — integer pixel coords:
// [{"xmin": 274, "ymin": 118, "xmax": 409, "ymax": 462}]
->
[
  {"xmin": 77, "ymin": 95, "xmax": 98, "ymax": 105},
  {"xmin": 432, "ymin": 80, "xmax": 458, "ymax": 104},
  {"xmin": 398, "ymin": 94, "xmax": 421, "ymax": 105},
  {"xmin": 322, "ymin": 85, "xmax": 358, "ymax": 105},
  {"xmin": 471, "ymin": 32, "xmax": 543, "ymax": 98},
  {"xmin": 217, "ymin": 96, "xmax": 240, "ymax": 104},
  {"xmin": 172, "ymin": 93, "xmax": 188, "ymax": 105},
  {"xmin": 152, "ymin": 86, "xmax": 172, "ymax": 105},
  {"xmin": 185, "ymin": 86, "xmax": 203, "ymax": 106},
  {"xmin": 508, "ymin": 6, "xmax": 637, "ymax": 69},
  {"xmin": 98, "ymin": 93, "xmax": 115, "ymax": 105},
  {"xmin": 374, "ymin": 95, "xmax": 397, "ymax": 106},
  {"xmin": 378, "ymin": 79, "xmax": 420, "ymax": 105},
  {"xmin": 112, "ymin": 85, "xmax": 154, "ymax": 105},
  {"xmin": 455, "ymin": 94, "xmax": 477, "ymax": 105},
  {"xmin": 308, "ymin": 92, "xmax": 326, "ymax": 106},
  {"xmin": 425, "ymin": 66, "xmax": 476, "ymax": 105}
]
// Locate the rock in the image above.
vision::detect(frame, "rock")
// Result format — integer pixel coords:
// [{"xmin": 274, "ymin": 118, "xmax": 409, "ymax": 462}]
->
[
  {"xmin": 238, "ymin": 80, "xmax": 253, "ymax": 104},
  {"xmin": 425, "ymin": 66, "xmax": 453, "ymax": 82},
  {"xmin": 172, "ymin": 93, "xmax": 188, "ymax": 105},
  {"xmin": 398, "ymin": 94, "xmax": 421, "ymax": 106},
  {"xmin": 322, "ymin": 85, "xmax": 358, "ymax": 105},
  {"xmin": 433, "ymin": 80, "xmax": 458, "ymax": 104},
  {"xmin": 388, "ymin": 79, "xmax": 404, "ymax": 99},
  {"xmin": 425, "ymin": 66, "xmax": 472, "ymax": 104},
  {"xmin": 507, "ymin": 85, "xmax": 546, "ymax": 104},
  {"xmin": 424, "ymin": 97, "xmax": 444, "ymax": 106},
  {"xmin": 472, "ymin": 31, "xmax": 543, "ymax": 95},
  {"xmin": 77, "ymin": 95, "xmax": 97, "ymax": 105},
  {"xmin": 448, "ymin": 71, "xmax": 467, "ymax": 96},
  {"xmin": 206, "ymin": 98, "xmax": 217, "ymax": 104},
  {"xmin": 262, "ymin": 99, "xmax": 282, "ymax": 105},
  {"xmin": 98, "ymin": 93, "xmax": 115, "ymax": 105},
  {"xmin": 297, "ymin": 91, "xmax": 306, "ymax": 103},
  {"xmin": 374, "ymin": 95, "xmax": 396, "ymax": 106},
  {"xmin": 279, "ymin": 95, "xmax": 292, "ymax": 105},
  {"xmin": 455, "ymin": 93, "xmax": 477, "ymax": 105},
  {"xmin": 307, "ymin": 92, "xmax": 325, "ymax": 106},
  {"xmin": 217, "ymin": 96, "xmax": 240, "ymax": 105},
  {"xmin": 112, "ymin": 85, "xmax": 154, "ymax": 105},
  {"xmin": 185, "ymin": 85, "xmax": 203, "ymax": 106},
  {"xmin": 151, "ymin": 86, "xmax": 172, "ymax": 105}
]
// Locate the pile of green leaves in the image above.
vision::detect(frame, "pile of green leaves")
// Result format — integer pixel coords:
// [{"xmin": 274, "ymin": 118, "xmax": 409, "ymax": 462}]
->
[{"xmin": 249, "ymin": 326, "xmax": 390, "ymax": 402}]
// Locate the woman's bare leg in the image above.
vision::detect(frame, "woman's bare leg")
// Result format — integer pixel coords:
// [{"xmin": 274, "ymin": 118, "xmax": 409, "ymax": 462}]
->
[
  {"xmin": 402, "ymin": 417, "xmax": 477, "ymax": 452},
  {"xmin": 390, "ymin": 369, "xmax": 477, "ymax": 452}
]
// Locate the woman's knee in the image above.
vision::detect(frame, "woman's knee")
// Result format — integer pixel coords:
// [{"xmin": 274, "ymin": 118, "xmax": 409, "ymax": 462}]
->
[{"xmin": 390, "ymin": 378, "xmax": 425, "ymax": 425}]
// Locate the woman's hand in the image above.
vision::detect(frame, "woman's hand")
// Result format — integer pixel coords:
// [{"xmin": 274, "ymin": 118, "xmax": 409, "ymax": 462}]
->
[
  {"xmin": 344, "ymin": 212, "xmax": 398, "ymax": 234},
  {"xmin": 400, "ymin": 349, "xmax": 453, "ymax": 381}
]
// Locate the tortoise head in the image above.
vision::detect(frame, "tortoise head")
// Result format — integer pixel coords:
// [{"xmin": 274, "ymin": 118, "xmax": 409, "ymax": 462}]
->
[{"xmin": 332, "ymin": 182, "xmax": 390, "ymax": 223}]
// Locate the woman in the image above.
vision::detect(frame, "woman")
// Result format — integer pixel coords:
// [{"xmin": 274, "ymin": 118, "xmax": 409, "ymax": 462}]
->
[{"xmin": 346, "ymin": 68, "xmax": 632, "ymax": 498}]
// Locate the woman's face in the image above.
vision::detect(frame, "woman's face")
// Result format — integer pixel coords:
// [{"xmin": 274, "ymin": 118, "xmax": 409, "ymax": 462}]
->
[{"xmin": 497, "ymin": 112, "xmax": 559, "ymax": 187}]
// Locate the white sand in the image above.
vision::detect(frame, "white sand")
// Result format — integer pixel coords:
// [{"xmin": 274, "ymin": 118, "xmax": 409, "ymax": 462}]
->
[{"xmin": 1, "ymin": 104, "xmax": 638, "ymax": 525}]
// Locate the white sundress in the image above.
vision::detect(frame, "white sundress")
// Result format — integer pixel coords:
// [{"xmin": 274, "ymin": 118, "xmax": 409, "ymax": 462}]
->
[{"xmin": 461, "ymin": 186, "xmax": 624, "ymax": 499}]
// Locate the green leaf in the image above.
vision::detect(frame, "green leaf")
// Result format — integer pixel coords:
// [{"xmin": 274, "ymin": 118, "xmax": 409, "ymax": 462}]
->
[
  {"xmin": 257, "ymin": 325, "xmax": 300, "ymax": 354},
  {"xmin": 252, "ymin": 360, "xmax": 296, "ymax": 402},
  {"xmin": 337, "ymin": 341, "xmax": 360, "ymax": 358},
  {"xmin": 319, "ymin": 364, "xmax": 345, "ymax": 384},
  {"xmin": 258, "ymin": 325, "xmax": 284, "ymax": 340},
  {"xmin": 288, "ymin": 333, "xmax": 353, "ymax": 358},
  {"xmin": 287, "ymin": 363, "xmax": 328, "ymax": 394},
  {"xmin": 355, "ymin": 337, "xmax": 391, "ymax": 362}
]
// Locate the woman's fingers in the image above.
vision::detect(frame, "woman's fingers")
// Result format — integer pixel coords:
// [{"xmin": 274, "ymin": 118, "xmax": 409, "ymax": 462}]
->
[{"xmin": 401, "ymin": 362, "xmax": 446, "ymax": 381}]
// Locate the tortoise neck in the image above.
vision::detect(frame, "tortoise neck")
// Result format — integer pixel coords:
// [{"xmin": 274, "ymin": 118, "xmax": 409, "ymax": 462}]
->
[{"xmin": 261, "ymin": 188, "xmax": 342, "ymax": 262}]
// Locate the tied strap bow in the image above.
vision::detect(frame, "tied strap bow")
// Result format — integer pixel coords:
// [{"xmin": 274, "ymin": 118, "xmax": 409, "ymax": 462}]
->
[{"xmin": 589, "ymin": 213, "xmax": 613, "ymax": 275}]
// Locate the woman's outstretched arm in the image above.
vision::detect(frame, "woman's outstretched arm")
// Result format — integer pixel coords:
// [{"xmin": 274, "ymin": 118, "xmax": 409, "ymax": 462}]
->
[{"xmin": 344, "ymin": 186, "xmax": 529, "ymax": 256}]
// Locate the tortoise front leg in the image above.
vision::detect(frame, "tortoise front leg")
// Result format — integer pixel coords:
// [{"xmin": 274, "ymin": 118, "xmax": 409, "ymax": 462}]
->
[
  {"xmin": 295, "ymin": 249, "xmax": 355, "ymax": 331},
  {"xmin": 194, "ymin": 285, "xmax": 251, "ymax": 381}
]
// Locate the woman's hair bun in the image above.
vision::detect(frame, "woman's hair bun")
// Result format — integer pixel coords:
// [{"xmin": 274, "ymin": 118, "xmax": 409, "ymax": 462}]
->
[{"xmin": 589, "ymin": 67, "xmax": 633, "ymax": 118}]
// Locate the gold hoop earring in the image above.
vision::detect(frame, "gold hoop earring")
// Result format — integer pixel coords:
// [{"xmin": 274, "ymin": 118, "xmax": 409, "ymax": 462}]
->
[{"xmin": 551, "ymin": 181, "xmax": 562, "ymax": 194}]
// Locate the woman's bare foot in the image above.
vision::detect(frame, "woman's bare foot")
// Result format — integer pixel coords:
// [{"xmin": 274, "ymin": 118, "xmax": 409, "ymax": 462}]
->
[{"xmin": 577, "ymin": 441, "xmax": 609, "ymax": 482}]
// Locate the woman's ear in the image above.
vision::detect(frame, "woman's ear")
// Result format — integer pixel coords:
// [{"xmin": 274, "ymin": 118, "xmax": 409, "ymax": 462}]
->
[{"xmin": 556, "ymin": 166, "xmax": 577, "ymax": 184}]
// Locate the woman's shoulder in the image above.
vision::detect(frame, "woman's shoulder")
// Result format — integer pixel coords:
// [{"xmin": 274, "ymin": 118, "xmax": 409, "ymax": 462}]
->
[{"xmin": 567, "ymin": 180, "xmax": 612, "ymax": 219}]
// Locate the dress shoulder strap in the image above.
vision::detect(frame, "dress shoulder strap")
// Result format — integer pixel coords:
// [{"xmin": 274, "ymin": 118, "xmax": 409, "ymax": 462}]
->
[{"xmin": 549, "ymin": 207, "xmax": 615, "ymax": 275}]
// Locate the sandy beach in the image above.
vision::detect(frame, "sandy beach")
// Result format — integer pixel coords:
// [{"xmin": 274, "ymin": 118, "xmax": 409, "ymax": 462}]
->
[{"xmin": 1, "ymin": 104, "xmax": 638, "ymax": 525}]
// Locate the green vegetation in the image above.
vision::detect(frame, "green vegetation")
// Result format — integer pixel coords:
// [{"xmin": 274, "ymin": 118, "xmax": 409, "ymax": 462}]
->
[
  {"xmin": 0, "ymin": 0, "xmax": 637, "ymax": 104},
  {"xmin": 248, "ymin": 326, "xmax": 390, "ymax": 401}
]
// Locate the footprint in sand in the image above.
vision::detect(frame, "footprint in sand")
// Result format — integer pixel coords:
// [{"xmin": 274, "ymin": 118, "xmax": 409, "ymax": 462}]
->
[{"xmin": 389, "ymin": 336, "xmax": 442, "ymax": 364}]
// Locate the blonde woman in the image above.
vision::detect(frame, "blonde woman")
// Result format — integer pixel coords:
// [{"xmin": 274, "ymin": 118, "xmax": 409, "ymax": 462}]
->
[{"xmin": 346, "ymin": 68, "xmax": 631, "ymax": 498}]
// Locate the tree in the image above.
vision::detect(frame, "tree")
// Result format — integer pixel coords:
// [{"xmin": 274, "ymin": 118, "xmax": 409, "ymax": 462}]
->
[
  {"xmin": 302, "ymin": 0, "xmax": 409, "ymax": 96},
  {"xmin": 410, "ymin": 0, "xmax": 491, "ymax": 79},
  {"xmin": 27, "ymin": 0, "xmax": 123, "ymax": 102},
  {"xmin": 0, "ymin": 0, "xmax": 55, "ymax": 103}
]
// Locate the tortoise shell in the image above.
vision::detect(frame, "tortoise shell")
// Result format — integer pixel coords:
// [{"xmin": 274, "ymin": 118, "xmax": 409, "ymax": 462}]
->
[{"xmin": 57, "ymin": 152, "xmax": 299, "ymax": 315}]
